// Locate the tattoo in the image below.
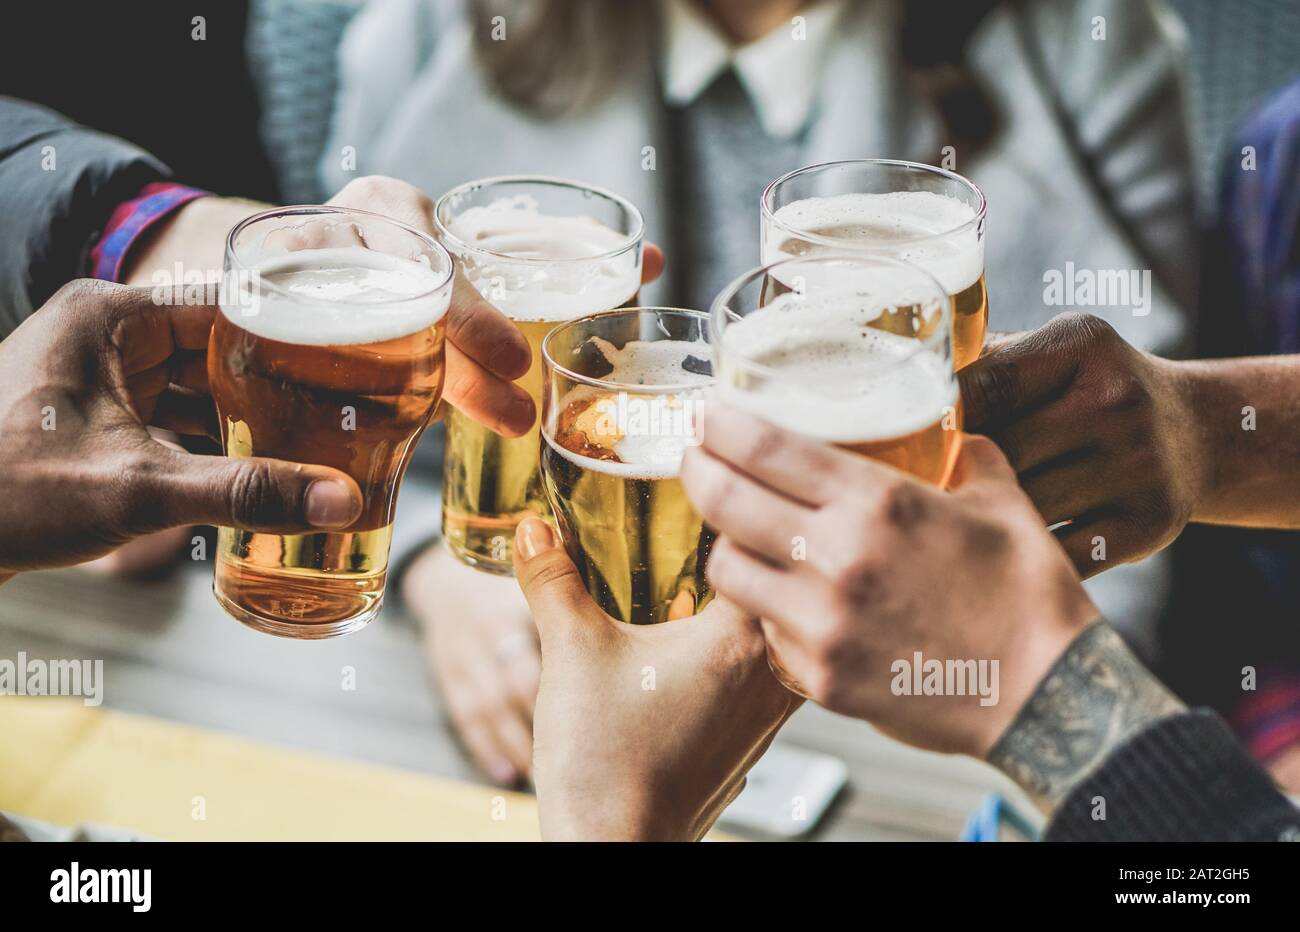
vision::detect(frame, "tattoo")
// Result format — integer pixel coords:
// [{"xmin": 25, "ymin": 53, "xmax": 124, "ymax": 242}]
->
[{"xmin": 987, "ymin": 621, "xmax": 1184, "ymax": 813}]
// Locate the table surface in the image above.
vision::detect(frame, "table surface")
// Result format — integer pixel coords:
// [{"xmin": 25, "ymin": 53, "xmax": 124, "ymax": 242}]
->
[{"xmin": 0, "ymin": 560, "xmax": 1034, "ymax": 841}]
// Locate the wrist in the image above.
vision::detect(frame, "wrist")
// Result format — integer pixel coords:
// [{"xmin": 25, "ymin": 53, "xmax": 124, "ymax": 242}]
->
[
  {"xmin": 541, "ymin": 787, "xmax": 696, "ymax": 842},
  {"xmin": 121, "ymin": 195, "xmax": 268, "ymax": 287},
  {"xmin": 986, "ymin": 621, "xmax": 1184, "ymax": 814},
  {"xmin": 1162, "ymin": 357, "xmax": 1225, "ymax": 524}
]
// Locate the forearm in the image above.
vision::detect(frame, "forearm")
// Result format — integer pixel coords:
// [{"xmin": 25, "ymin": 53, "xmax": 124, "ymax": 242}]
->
[
  {"xmin": 987, "ymin": 621, "xmax": 1184, "ymax": 814},
  {"xmin": 1175, "ymin": 356, "xmax": 1300, "ymax": 528},
  {"xmin": 120, "ymin": 195, "xmax": 269, "ymax": 287}
]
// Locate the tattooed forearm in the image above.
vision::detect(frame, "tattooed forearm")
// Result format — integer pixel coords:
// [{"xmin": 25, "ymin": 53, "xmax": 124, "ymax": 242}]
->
[{"xmin": 987, "ymin": 621, "xmax": 1184, "ymax": 813}]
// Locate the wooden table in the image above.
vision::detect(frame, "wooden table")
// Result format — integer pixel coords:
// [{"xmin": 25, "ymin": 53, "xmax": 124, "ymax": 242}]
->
[{"xmin": 0, "ymin": 561, "xmax": 1034, "ymax": 841}]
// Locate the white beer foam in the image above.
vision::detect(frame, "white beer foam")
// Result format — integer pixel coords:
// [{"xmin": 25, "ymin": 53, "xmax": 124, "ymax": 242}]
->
[
  {"xmin": 219, "ymin": 246, "xmax": 450, "ymax": 346},
  {"xmin": 446, "ymin": 196, "xmax": 640, "ymax": 321},
  {"xmin": 719, "ymin": 291, "xmax": 957, "ymax": 444},
  {"xmin": 551, "ymin": 337, "xmax": 711, "ymax": 479},
  {"xmin": 766, "ymin": 191, "xmax": 983, "ymax": 294}
]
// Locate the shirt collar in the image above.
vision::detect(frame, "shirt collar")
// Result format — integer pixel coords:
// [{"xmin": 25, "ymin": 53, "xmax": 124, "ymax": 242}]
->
[{"xmin": 658, "ymin": 0, "xmax": 847, "ymax": 139}]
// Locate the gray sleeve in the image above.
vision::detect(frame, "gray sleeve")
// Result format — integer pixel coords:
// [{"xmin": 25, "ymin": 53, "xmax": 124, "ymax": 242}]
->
[
  {"xmin": 1045, "ymin": 710, "xmax": 1300, "ymax": 841},
  {"xmin": 0, "ymin": 97, "xmax": 170, "ymax": 338}
]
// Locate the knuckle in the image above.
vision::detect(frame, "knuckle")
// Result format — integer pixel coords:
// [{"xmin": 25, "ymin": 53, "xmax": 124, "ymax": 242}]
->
[
  {"xmin": 115, "ymin": 452, "xmax": 167, "ymax": 534},
  {"xmin": 1057, "ymin": 312, "xmax": 1116, "ymax": 349},
  {"xmin": 827, "ymin": 552, "xmax": 883, "ymax": 607},
  {"xmin": 524, "ymin": 554, "xmax": 579, "ymax": 593},
  {"xmin": 964, "ymin": 358, "xmax": 1017, "ymax": 424},
  {"xmin": 1134, "ymin": 485, "xmax": 1181, "ymax": 532},
  {"xmin": 1098, "ymin": 371, "xmax": 1151, "ymax": 417},
  {"xmin": 229, "ymin": 460, "xmax": 293, "ymax": 525},
  {"xmin": 879, "ymin": 480, "xmax": 926, "ymax": 527}
]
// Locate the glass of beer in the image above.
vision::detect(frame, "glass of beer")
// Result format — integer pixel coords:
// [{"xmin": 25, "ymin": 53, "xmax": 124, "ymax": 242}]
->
[
  {"xmin": 540, "ymin": 308, "xmax": 713, "ymax": 625},
  {"xmin": 436, "ymin": 176, "xmax": 644, "ymax": 575},
  {"xmin": 712, "ymin": 253, "xmax": 962, "ymax": 487},
  {"xmin": 210, "ymin": 206, "xmax": 455, "ymax": 638},
  {"xmin": 761, "ymin": 159, "xmax": 987, "ymax": 370}
]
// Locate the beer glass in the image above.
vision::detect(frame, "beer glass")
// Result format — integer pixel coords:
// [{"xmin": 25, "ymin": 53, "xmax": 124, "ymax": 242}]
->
[
  {"xmin": 540, "ymin": 308, "xmax": 713, "ymax": 625},
  {"xmin": 436, "ymin": 176, "xmax": 644, "ymax": 574},
  {"xmin": 211, "ymin": 206, "xmax": 455, "ymax": 638},
  {"xmin": 712, "ymin": 254, "xmax": 962, "ymax": 487},
  {"xmin": 761, "ymin": 159, "xmax": 987, "ymax": 370}
]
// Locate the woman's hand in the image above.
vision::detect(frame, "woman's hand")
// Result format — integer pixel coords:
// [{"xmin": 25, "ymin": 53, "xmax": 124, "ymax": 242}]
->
[
  {"xmin": 680, "ymin": 407, "xmax": 1097, "ymax": 758},
  {"xmin": 512, "ymin": 517, "xmax": 799, "ymax": 841},
  {"xmin": 404, "ymin": 544, "xmax": 540, "ymax": 787}
]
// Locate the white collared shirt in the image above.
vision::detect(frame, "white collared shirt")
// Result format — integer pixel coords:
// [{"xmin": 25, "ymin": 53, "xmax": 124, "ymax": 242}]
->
[{"xmin": 658, "ymin": 0, "xmax": 848, "ymax": 139}]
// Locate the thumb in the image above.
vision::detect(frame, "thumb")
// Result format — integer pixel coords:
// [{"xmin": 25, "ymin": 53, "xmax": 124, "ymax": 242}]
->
[
  {"xmin": 948, "ymin": 434, "xmax": 1018, "ymax": 493},
  {"xmin": 145, "ymin": 448, "xmax": 363, "ymax": 533},
  {"xmin": 512, "ymin": 516, "xmax": 602, "ymax": 639}
]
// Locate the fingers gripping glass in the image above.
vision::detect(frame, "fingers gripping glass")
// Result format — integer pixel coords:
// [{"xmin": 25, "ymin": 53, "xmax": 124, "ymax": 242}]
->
[{"xmin": 211, "ymin": 206, "xmax": 454, "ymax": 638}]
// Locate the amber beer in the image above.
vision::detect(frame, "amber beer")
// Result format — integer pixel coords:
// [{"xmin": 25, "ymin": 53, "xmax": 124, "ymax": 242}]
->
[
  {"xmin": 761, "ymin": 159, "xmax": 988, "ymax": 370},
  {"xmin": 210, "ymin": 208, "xmax": 454, "ymax": 638},
  {"xmin": 540, "ymin": 308, "xmax": 713, "ymax": 625},
  {"xmin": 712, "ymin": 255, "xmax": 962, "ymax": 487},
  {"xmin": 436, "ymin": 177, "xmax": 643, "ymax": 574}
]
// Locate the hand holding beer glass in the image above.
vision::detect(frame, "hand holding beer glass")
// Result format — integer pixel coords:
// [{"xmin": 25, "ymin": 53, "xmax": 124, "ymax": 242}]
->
[
  {"xmin": 540, "ymin": 308, "xmax": 714, "ymax": 625},
  {"xmin": 210, "ymin": 206, "xmax": 454, "ymax": 637},
  {"xmin": 436, "ymin": 177, "xmax": 644, "ymax": 574},
  {"xmin": 761, "ymin": 159, "xmax": 987, "ymax": 370}
]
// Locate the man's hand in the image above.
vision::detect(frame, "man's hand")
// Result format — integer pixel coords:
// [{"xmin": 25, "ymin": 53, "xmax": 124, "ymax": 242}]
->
[
  {"xmin": 512, "ymin": 517, "xmax": 799, "ymax": 841},
  {"xmin": 959, "ymin": 313, "xmax": 1208, "ymax": 578},
  {"xmin": 0, "ymin": 280, "xmax": 363, "ymax": 575},
  {"xmin": 680, "ymin": 407, "xmax": 1097, "ymax": 758}
]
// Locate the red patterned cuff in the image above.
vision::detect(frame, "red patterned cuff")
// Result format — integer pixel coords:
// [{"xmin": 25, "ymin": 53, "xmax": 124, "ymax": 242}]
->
[
  {"xmin": 90, "ymin": 182, "xmax": 210, "ymax": 282},
  {"xmin": 1232, "ymin": 670, "xmax": 1300, "ymax": 762}
]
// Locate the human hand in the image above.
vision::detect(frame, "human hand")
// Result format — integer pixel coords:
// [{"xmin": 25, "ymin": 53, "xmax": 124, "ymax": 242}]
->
[
  {"xmin": 404, "ymin": 543, "xmax": 540, "ymax": 787},
  {"xmin": 0, "ymin": 280, "xmax": 363, "ymax": 576},
  {"xmin": 959, "ymin": 313, "xmax": 1206, "ymax": 577},
  {"xmin": 513, "ymin": 517, "xmax": 799, "ymax": 841},
  {"xmin": 123, "ymin": 175, "xmax": 676, "ymax": 440},
  {"xmin": 680, "ymin": 407, "xmax": 1097, "ymax": 757}
]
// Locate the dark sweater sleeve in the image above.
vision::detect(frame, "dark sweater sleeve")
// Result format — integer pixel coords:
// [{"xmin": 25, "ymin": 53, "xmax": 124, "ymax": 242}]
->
[
  {"xmin": 1045, "ymin": 709, "xmax": 1300, "ymax": 841},
  {"xmin": 0, "ymin": 97, "xmax": 170, "ymax": 337}
]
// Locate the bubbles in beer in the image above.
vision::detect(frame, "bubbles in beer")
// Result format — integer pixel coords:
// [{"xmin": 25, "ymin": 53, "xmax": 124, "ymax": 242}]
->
[
  {"xmin": 767, "ymin": 191, "xmax": 983, "ymax": 295},
  {"xmin": 220, "ymin": 246, "xmax": 451, "ymax": 346},
  {"xmin": 719, "ymin": 291, "xmax": 957, "ymax": 445},
  {"xmin": 549, "ymin": 336, "xmax": 711, "ymax": 479},
  {"xmin": 445, "ymin": 196, "xmax": 641, "ymax": 321}
]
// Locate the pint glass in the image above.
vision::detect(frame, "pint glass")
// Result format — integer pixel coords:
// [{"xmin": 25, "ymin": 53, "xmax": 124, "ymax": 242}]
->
[
  {"xmin": 436, "ymin": 176, "xmax": 644, "ymax": 574},
  {"xmin": 540, "ymin": 307, "xmax": 713, "ymax": 625},
  {"xmin": 210, "ymin": 206, "xmax": 454, "ymax": 638},
  {"xmin": 712, "ymin": 254, "xmax": 962, "ymax": 487},
  {"xmin": 761, "ymin": 159, "xmax": 987, "ymax": 370}
]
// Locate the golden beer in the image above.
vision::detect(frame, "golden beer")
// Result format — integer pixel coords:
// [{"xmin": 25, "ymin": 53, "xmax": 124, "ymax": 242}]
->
[
  {"xmin": 540, "ymin": 308, "xmax": 713, "ymax": 624},
  {"xmin": 762, "ymin": 160, "xmax": 988, "ymax": 370},
  {"xmin": 713, "ymin": 255, "xmax": 962, "ymax": 487},
  {"xmin": 436, "ymin": 177, "xmax": 644, "ymax": 574},
  {"xmin": 211, "ymin": 210, "xmax": 454, "ymax": 638}
]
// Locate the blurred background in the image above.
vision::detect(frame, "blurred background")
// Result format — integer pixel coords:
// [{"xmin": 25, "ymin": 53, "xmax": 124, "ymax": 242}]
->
[{"xmin": 1, "ymin": 0, "xmax": 1298, "ymax": 841}]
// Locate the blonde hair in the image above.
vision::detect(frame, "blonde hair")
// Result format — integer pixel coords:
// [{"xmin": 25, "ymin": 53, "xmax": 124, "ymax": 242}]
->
[{"xmin": 472, "ymin": 0, "xmax": 1001, "ymax": 151}]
